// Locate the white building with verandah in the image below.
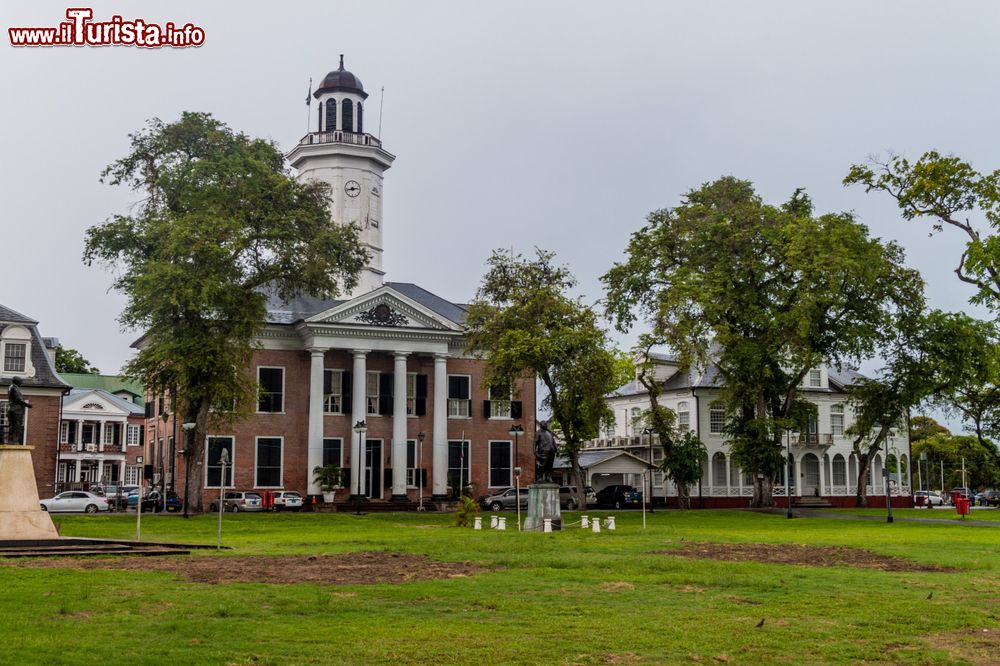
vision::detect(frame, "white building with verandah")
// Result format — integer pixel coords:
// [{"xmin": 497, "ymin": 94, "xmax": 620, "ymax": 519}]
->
[{"xmin": 586, "ymin": 352, "xmax": 912, "ymax": 508}]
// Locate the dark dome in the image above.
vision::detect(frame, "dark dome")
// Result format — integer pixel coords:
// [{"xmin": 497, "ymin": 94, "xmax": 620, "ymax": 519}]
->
[{"xmin": 314, "ymin": 54, "xmax": 367, "ymax": 99}]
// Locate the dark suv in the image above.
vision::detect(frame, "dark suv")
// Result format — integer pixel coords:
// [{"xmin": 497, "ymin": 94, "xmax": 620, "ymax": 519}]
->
[
  {"xmin": 595, "ymin": 484, "xmax": 642, "ymax": 509},
  {"xmin": 141, "ymin": 490, "xmax": 183, "ymax": 513},
  {"xmin": 981, "ymin": 490, "xmax": 1000, "ymax": 507}
]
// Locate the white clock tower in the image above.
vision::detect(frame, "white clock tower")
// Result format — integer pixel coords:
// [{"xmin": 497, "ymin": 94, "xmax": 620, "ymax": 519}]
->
[{"xmin": 287, "ymin": 55, "xmax": 396, "ymax": 297}]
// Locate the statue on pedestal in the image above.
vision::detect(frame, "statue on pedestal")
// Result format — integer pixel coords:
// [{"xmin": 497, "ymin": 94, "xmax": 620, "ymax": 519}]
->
[
  {"xmin": 534, "ymin": 420, "xmax": 557, "ymax": 483},
  {"xmin": 6, "ymin": 377, "xmax": 32, "ymax": 445}
]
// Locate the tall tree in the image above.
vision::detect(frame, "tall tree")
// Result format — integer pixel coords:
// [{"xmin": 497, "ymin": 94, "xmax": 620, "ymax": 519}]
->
[
  {"xmin": 604, "ymin": 177, "xmax": 922, "ymax": 507},
  {"xmin": 54, "ymin": 345, "xmax": 100, "ymax": 374},
  {"xmin": 84, "ymin": 112, "xmax": 367, "ymax": 511},
  {"xmin": 464, "ymin": 249, "xmax": 628, "ymax": 509},
  {"xmin": 845, "ymin": 151, "xmax": 1000, "ymax": 311}
]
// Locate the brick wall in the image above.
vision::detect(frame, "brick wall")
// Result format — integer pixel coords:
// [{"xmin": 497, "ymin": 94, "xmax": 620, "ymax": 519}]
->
[{"xmin": 23, "ymin": 391, "xmax": 62, "ymax": 497}]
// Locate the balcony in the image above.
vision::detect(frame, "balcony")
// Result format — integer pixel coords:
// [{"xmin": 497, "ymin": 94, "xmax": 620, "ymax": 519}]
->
[
  {"xmin": 58, "ymin": 442, "xmax": 125, "ymax": 455},
  {"xmin": 795, "ymin": 433, "xmax": 833, "ymax": 446},
  {"xmin": 297, "ymin": 130, "xmax": 384, "ymax": 150}
]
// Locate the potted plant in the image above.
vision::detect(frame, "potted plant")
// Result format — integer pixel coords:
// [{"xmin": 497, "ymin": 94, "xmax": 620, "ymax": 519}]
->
[{"xmin": 313, "ymin": 464, "xmax": 343, "ymax": 503}]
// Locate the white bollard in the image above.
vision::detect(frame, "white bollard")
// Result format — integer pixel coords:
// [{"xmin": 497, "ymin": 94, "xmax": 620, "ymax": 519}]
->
[
  {"xmin": 543, "ymin": 518, "xmax": 552, "ymax": 533},
  {"xmin": 474, "ymin": 516, "xmax": 482, "ymax": 530},
  {"xmin": 581, "ymin": 515, "xmax": 589, "ymax": 528},
  {"xmin": 605, "ymin": 516, "xmax": 616, "ymax": 530},
  {"xmin": 497, "ymin": 516, "xmax": 507, "ymax": 530},
  {"xmin": 490, "ymin": 515, "xmax": 498, "ymax": 528},
  {"xmin": 592, "ymin": 517, "xmax": 601, "ymax": 533}
]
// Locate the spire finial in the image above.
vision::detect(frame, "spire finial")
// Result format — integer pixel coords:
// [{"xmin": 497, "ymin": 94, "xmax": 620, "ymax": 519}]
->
[{"xmin": 339, "ymin": 54, "xmax": 344, "ymax": 70}]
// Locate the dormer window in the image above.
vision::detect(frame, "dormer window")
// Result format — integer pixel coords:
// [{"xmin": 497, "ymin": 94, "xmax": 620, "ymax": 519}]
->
[
  {"xmin": 808, "ymin": 368, "xmax": 822, "ymax": 387},
  {"xmin": 3, "ymin": 343, "xmax": 26, "ymax": 373}
]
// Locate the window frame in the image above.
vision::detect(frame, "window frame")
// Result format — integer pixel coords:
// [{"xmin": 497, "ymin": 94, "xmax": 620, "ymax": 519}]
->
[
  {"xmin": 323, "ymin": 369, "xmax": 344, "ymax": 414},
  {"xmin": 322, "ymin": 437, "xmax": 344, "ymax": 469},
  {"xmin": 204, "ymin": 436, "xmax": 235, "ymax": 489},
  {"xmin": 254, "ymin": 436, "xmax": 284, "ymax": 489},
  {"xmin": 256, "ymin": 366, "xmax": 285, "ymax": 414},
  {"xmin": 447, "ymin": 374, "xmax": 472, "ymax": 418},
  {"xmin": 488, "ymin": 440, "xmax": 513, "ymax": 488},
  {"xmin": 830, "ymin": 403, "xmax": 845, "ymax": 437},
  {"xmin": 3, "ymin": 342, "xmax": 26, "ymax": 373},
  {"xmin": 488, "ymin": 384, "xmax": 512, "ymax": 419},
  {"xmin": 709, "ymin": 403, "xmax": 726, "ymax": 435}
]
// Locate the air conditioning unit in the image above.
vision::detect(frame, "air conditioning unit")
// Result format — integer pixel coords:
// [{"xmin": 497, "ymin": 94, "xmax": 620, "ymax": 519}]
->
[{"xmin": 85, "ymin": 443, "xmax": 98, "ymax": 453}]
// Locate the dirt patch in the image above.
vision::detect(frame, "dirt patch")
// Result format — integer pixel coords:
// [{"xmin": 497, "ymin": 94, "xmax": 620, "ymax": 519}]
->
[
  {"xmin": 1, "ymin": 551, "xmax": 490, "ymax": 585},
  {"xmin": 924, "ymin": 628, "xmax": 1000, "ymax": 665},
  {"xmin": 600, "ymin": 581, "xmax": 635, "ymax": 592},
  {"xmin": 655, "ymin": 542, "xmax": 953, "ymax": 572}
]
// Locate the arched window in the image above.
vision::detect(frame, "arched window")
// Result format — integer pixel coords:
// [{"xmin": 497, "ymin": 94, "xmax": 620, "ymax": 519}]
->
[
  {"xmin": 712, "ymin": 452, "xmax": 727, "ymax": 487},
  {"xmin": 832, "ymin": 454, "xmax": 846, "ymax": 486},
  {"xmin": 357, "ymin": 102, "xmax": 363, "ymax": 133},
  {"xmin": 342, "ymin": 98, "xmax": 354, "ymax": 133},
  {"xmin": 677, "ymin": 401, "xmax": 690, "ymax": 431},
  {"xmin": 325, "ymin": 99, "xmax": 337, "ymax": 132}
]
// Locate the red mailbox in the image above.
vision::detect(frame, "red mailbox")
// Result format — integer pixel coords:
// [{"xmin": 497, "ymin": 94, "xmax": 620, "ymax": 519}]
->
[{"xmin": 956, "ymin": 497, "xmax": 971, "ymax": 517}]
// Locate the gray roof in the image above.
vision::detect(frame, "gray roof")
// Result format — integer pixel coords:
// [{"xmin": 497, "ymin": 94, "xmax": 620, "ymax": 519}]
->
[
  {"xmin": 67, "ymin": 388, "xmax": 145, "ymax": 415},
  {"xmin": 0, "ymin": 304, "xmax": 36, "ymax": 325},
  {"xmin": 554, "ymin": 449, "xmax": 654, "ymax": 469},
  {"xmin": 0, "ymin": 304, "xmax": 69, "ymax": 390},
  {"xmin": 262, "ymin": 282, "xmax": 468, "ymax": 327}
]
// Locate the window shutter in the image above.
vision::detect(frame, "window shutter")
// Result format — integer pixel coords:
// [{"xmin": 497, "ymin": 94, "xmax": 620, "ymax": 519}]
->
[
  {"xmin": 421, "ymin": 468, "xmax": 428, "ymax": 487},
  {"xmin": 342, "ymin": 372, "xmax": 352, "ymax": 413},
  {"xmin": 144, "ymin": 402, "xmax": 153, "ymax": 419},
  {"xmin": 416, "ymin": 374, "xmax": 428, "ymax": 397},
  {"xmin": 383, "ymin": 468, "xmax": 392, "ymax": 488},
  {"xmin": 379, "ymin": 373, "xmax": 393, "ymax": 415},
  {"xmin": 340, "ymin": 467, "xmax": 350, "ymax": 488},
  {"xmin": 323, "ymin": 370, "xmax": 332, "ymax": 396},
  {"xmin": 483, "ymin": 400, "xmax": 491, "ymax": 418},
  {"xmin": 511, "ymin": 401, "xmax": 523, "ymax": 419}
]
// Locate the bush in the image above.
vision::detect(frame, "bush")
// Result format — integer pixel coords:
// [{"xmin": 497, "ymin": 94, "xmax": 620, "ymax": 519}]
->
[{"xmin": 455, "ymin": 495, "xmax": 481, "ymax": 527}]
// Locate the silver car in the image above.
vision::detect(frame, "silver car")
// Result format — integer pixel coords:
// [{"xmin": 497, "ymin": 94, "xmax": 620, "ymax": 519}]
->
[
  {"xmin": 40, "ymin": 491, "xmax": 110, "ymax": 514},
  {"xmin": 480, "ymin": 487, "xmax": 528, "ymax": 511},
  {"xmin": 272, "ymin": 491, "xmax": 304, "ymax": 511}
]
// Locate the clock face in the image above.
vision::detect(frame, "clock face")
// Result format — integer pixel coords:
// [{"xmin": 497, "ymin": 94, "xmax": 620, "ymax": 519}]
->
[{"xmin": 345, "ymin": 180, "xmax": 361, "ymax": 197}]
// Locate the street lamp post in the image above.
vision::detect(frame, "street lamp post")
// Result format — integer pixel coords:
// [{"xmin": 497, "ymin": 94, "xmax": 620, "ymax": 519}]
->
[
  {"xmin": 217, "ymin": 447, "xmax": 229, "ymax": 549},
  {"xmin": 642, "ymin": 428, "xmax": 655, "ymax": 513},
  {"xmin": 181, "ymin": 422, "xmax": 195, "ymax": 519},
  {"xmin": 353, "ymin": 420, "xmax": 368, "ymax": 516},
  {"xmin": 417, "ymin": 431, "xmax": 426, "ymax": 511},
  {"xmin": 884, "ymin": 432, "xmax": 894, "ymax": 524},
  {"xmin": 784, "ymin": 428, "xmax": 793, "ymax": 519},
  {"xmin": 508, "ymin": 425, "xmax": 524, "ymax": 531}
]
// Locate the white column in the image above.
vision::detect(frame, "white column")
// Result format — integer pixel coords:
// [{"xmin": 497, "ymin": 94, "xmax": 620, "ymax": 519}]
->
[
  {"xmin": 119, "ymin": 461, "xmax": 126, "ymax": 485},
  {"xmin": 99, "ymin": 421, "xmax": 106, "ymax": 452},
  {"xmin": 95, "ymin": 458, "xmax": 104, "ymax": 483},
  {"xmin": 351, "ymin": 350, "xmax": 368, "ymax": 499},
  {"xmin": 432, "ymin": 353, "xmax": 448, "ymax": 499},
  {"xmin": 391, "ymin": 352, "xmax": 409, "ymax": 500},
  {"xmin": 76, "ymin": 419, "xmax": 85, "ymax": 451},
  {"xmin": 307, "ymin": 348, "xmax": 326, "ymax": 496},
  {"xmin": 74, "ymin": 461, "xmax": 82, "ymax": 483},
  {"xmin": 819, "ymin": 454, "xmax": 827, "ymax": 497}
]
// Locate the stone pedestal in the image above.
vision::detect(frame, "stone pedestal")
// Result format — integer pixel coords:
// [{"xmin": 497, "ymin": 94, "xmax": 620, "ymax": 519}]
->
[
  {"xmin": 0, "ymin": 445, "xmax": 59, "ymax": 540},
  {"xmin": 524, "ymin": 483, "xmax": 562, "ymax": 531}
]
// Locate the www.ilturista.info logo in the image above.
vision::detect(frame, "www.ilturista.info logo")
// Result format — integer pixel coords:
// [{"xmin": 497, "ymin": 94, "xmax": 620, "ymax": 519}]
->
[{"xmin": 8, "ymin": 8, "xmax": 205, "ymax": 48}]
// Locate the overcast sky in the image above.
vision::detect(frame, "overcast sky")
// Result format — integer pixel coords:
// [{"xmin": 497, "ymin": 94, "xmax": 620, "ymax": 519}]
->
[{"xmin": 2, "ymin": 1, "xmax": 996, "ymax": 394}]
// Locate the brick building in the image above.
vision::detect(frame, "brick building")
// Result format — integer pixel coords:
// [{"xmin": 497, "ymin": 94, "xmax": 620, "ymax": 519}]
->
[
  {"xmin": 0, "ymin": 304, "xmax": 70, "ymax": 498},
  {"xmin": 146, "ymin": 58, "xmax": 536, "ymax": 507}
]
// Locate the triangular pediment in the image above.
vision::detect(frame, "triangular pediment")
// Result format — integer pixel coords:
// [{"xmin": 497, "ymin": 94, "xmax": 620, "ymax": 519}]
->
[
  {"xmin": 305, "ymin": 286, "xmax": 463, "ymax": 331},
  {"xmin": 62, "ymin": 390, "xmax": 132, "ymax": 417}
]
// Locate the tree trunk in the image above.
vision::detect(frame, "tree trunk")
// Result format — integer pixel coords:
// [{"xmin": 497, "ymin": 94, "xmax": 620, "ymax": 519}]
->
[
  {"xmin": 676, "ymin": 481, "xmax": 690, "ymax": 509},
  {"xmin": 751, "ymin": 476, "xmax": 775, "ymax": 508},
  {"xmin": 182, "ymin": 398, "xmax": 211, "ymax": 513},
  {"xmin": 855, "ymin": 453, "xmax": 871, "ymax": 508},
  {"xmin": 570, "ymin": 459, "xmax": 587, "ymax": 510}
]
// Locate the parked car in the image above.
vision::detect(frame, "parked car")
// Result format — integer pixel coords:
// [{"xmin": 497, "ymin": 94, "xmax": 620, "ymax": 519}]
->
[
  {"xmin": 100, "ymin": 484, "xmax": 138, "ymax": 510},
  {"xmin": 40, "ymin": 491, "xmax": 110, "ymax": 514},
  {"xmin": 272, "ymin": 491, "xmax": 304, "ymax": 511},
  {"xmin": 949, "ymin": 487, "xmax": 973, "ymax": 502},
  {"xmin": 980, "ymin": 490, "xmax": 1000, "ymax": 507},
  {"xmin": 913, "ymin": 490, "xmax": 944, "ymax": 506},
  {"xmin": 209, "ymin": 491, "xmax": 263, "ymax": 513},
  {"xmin": 559, "ymin": 486, "xmax": 597, "ymax": 510},
  {"xmin": 141, "ymin": 490, "xmax": 183, "ymax": 513},
  {"xmin": 595, "ymin": 484, "xmax": 642, "ymax": 509},
  {"xmin": 479, "ymin": 487, "xmax": 529, "ymax": 511}
]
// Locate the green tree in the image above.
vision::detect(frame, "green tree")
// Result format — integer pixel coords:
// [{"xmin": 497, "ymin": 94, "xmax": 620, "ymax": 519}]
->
[
  {"xmin": 54, "ymin": 345, "xmax": 100, "ymax": 374},
  {"xmin": 914, "ymin": 432, "xmax": 1000, "ymax": 492},
  {"xmin": 604, "ymin": 177, "xmax": 922, "ymax": 507},
  {"xmin": 845, "ymin": 152, "xmax": 1000, "ymax": 311},
  {"xmin": 84, "ymin": 112, "xmax": 367, "ymax": 511},
  {"xmin": 464, "ymin": 249, "xmax": 629, "ymax": 509},
  {"xmin": 910, "ymin": 415, "xmax": 950, "ymax": 444}
]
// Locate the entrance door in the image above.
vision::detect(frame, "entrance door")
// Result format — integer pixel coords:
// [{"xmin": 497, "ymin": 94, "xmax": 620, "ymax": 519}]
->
[
  {"xmin": 802, "ymin": 454, "xmax": 820, "ymax": 496},
  {"xmin": 365, "ymin": 439, "xmax": 383, "ymax": 499}
]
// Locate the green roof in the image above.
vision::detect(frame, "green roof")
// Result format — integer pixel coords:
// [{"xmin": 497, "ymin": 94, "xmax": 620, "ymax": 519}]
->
[{"xmin": 58, "ymin": 373, "xmax": 146, "ymax": 407}]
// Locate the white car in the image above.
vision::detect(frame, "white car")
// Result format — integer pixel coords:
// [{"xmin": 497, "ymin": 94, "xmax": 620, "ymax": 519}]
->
[
  {"xmin": 914, "ymin": 490, "xmax": 945, "ymax": 506},
  {"xmin": 272, "ymin": 491, "xmax": 304, "ymax": 511},
  {"xmin": 40, "ymin": 491, "xmax": 111, "ymax": 514}
]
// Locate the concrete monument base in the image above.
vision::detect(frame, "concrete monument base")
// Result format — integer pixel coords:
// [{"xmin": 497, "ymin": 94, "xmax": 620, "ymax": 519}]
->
[
  {"xmin": 524, "ymin": 482, "xmax": 562, "ymax": 531},
  {"xmin": 0, "ymin": 445, "xmax": 59, "ymax": 540}
]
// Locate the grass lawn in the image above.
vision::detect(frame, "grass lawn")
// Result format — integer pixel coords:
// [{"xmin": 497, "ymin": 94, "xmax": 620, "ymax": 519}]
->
[{"xmin": 2, "ymin": 509, "xmax": 998, "ymax": 665}]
